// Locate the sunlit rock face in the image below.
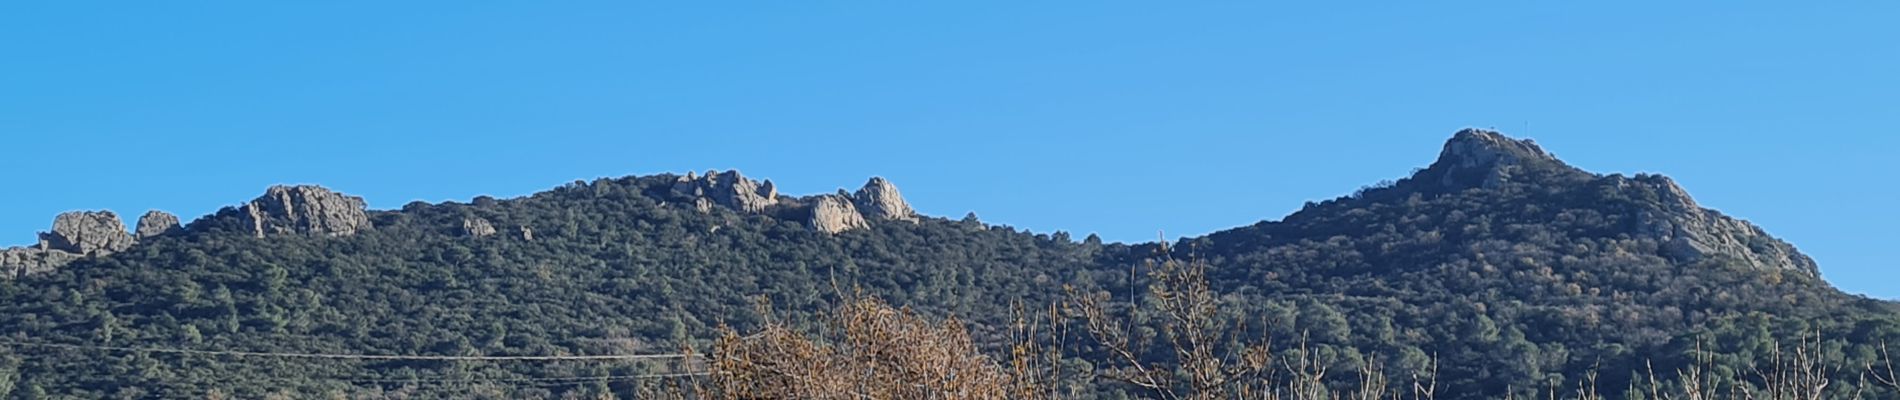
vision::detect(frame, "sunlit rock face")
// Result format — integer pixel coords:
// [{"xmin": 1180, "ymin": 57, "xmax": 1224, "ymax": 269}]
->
[{"xmin": 240, "ymin": 185, "xmax": 372, "ymax": 238}]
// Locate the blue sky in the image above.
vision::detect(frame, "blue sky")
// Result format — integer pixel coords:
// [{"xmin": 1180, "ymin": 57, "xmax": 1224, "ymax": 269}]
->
[{"xmin": 1, "ymin": 2, "xmax": 1894, "ymax": 298}]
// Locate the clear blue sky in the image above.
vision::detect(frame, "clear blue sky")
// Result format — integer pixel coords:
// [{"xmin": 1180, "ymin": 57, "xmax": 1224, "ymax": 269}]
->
[{"xmin": 1, "ymin": 3, "xmax": 1894, "ymax": 298}]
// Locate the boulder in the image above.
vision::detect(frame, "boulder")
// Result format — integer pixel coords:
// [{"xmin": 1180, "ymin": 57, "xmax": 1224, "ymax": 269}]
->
[
  {"xmin": 808, "ymin": 195, "xmax": 869, "ymax": 234},
  {"xmin": 462, "ymin": 217, "xmax": 497, "ymax": 237},
  {"xmin": 136, "ymin": 210, "xmax": 182, "ymax": 239},
  {"xmin": 852, "ymin": 177, "xmax": 917, "ymax": 222},
  {"xmin": 42, "ymin": 211, "xmax": 135, "ymax": 255}
]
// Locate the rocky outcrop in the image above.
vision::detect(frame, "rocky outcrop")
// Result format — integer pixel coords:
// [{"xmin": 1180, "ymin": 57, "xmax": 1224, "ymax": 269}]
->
[
  {"xmin": 659, "ymin": 171, "xmax": 917, "ymax": 233},
  {"xmin": 1617, "ymin": 175, "xmax": 1819, "ymax": 275},
  {"xmin": 462, "ymin": 217, "xmax": 497, "ymax": 237},
  {"xmin": 1, "ymin": 247, "xmax": 80, "ymax": 278},
  {"xmin": 1415, "ymin": 128, "xmax": 1576, "ymax": 190},
  {"xmin": 1, "ymin": 211, "xmax": 136, "ymax": 278},
  {"xmin": 852, "ymin": 177, "xmax": 916, "ymax": 222},
  {"xmin": 240, "ymin": 185, "xmax": 371, "ymax": 238},
  {"xmin": 1415, "ymin": 130, "xmax": 1819, "ymax": 276},
  {"xmin": 519, "ymin": 226, "xmax": 535, "ymax": 241},
  {"xmin": 670, "ymin": 170, "xmax": 779, "ymax": 214},
  {"xmin": 5, "ymin": 186, "xmax": 374, "ymax": 277},
  {"xmin": 44, "ymin": 211, "xmax": 135, "ymax": 256},
  {"xmin": 136, "ymin": 210, "xmax": 182, "ymax": 239},
  {"xmin": 808, "ymin": 194, "xmax": 870, "ymax": 234},
  {"xmin": 711, "ymin": 171, "xmax": 778, "ymax": 213}
]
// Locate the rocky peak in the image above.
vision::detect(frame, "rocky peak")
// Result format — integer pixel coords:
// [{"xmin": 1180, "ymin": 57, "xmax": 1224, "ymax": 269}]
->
[
  {"xmin": 136, "ymin": 210, "xmax": 182, "ymax": 239},
  {"xmin": 1409, "ymin": 130, "xmax": 1816, "ymax": 275},
  {"xmin": 808, "ymin": 195, "xmax": 870, "ymax": 234},
  {"xmin": 1440, "ymin": 129, "xmax": 1556, "ymax": 167},
  {"xmin": 240, "ymin": 185, "xmax": 372, "ymax": 238},
  {"xmin": 670, "ymin": 170, "xmax": 779, "ymax": 213},
  {"xmin": 3, "ymin": 210, "xmax": 135, "ymax": 278},
  {"xmin": 43, "ymin": 211, "xmax": 135, "ymax": 256},
  {"xmin": 852, "ymin": 177, "xmax": 917, "ymax": 223},
  {"xmin": 1414, "ymin": 129, "xmax": 1576, "ymax": 190},
  {"xmin": 708, "ymin": 170, "xmax": 779, "ymax": 213}
]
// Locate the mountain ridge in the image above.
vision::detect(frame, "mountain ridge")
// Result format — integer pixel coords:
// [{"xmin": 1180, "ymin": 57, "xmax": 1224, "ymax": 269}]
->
[
  {"xmin": 0, "ymin": 129, "xmax": 1887, "ymax": 399},
  {"xmin": 0, "ymin": 129, "xmax": 1820, "ymax": 278}
]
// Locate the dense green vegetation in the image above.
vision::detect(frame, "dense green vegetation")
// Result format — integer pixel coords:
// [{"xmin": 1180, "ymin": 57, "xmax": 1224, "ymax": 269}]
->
[
  {"xmin": 0, "ymin": 175, "xmax": 1101, "ymax": 399},
  {"xmin": 1181, "ymin": 166, "xmax": 1899, "ymax": 399},
  {"xmin": 0, "ymin": 134, "xmax": 1894, "ymax": 399}
]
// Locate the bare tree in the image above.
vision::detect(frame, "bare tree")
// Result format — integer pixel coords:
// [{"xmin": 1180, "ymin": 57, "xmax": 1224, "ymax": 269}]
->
[
  {"xmin": 679, "ymin": 294, "xmax": 1029, "ymax": 400},
  {"xmin": 1068, "ymin": 249, "xmax": 1270, "ymax": 400},
  {"xmin": 1870, "ymin": 342, "xmax": 1898, "ymax": 396}
]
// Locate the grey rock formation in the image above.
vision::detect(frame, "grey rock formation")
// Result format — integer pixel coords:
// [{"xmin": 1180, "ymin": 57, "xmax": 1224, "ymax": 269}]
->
[
  {"xmin": 1419, "ymin": 129, "xmax": 1571, "ymax": 190},
  {"xmin": 136, "ymin": 210, "xmax": 182, "ymax": 239},
  {"xmin": 240, "ymin": 185, "xmax": 372, "ymax": 238},
  {"xmin": 1, "ymin": 211, "xmax": 134, "ymax": 278},
  {"xmin": 671, "ymin": 176, "xmax": 705, "ymax": 198},
  {"xmin": 1419, "ymin": 130, "xmax": 1819, "ymax": 276},
  {"xmin": 808, "ymin": 195, "xmax": 869, "ymax": 234},
  {"xmin": 671, "ymin": 170, "xmax": 779, "ymax": 213},
  {"xmin": 1618, "ymin": 175, "xmax": 1818, "ymax": 275},
  {"xmin": 1, "ymin": 247, "xmax": 80, "ymax": 278},
  {"xmin": 43, "ymin": 211, "xmax": 135, "ymax": 255},
  {"xmin": 519, "ymin": 226, "xmax": 535, "ymax": 241},
  {"xmin": 852, "ymin": 177, "xmax": 916, "ymax": 222},
  {"xmin": 462, "ymin": 217, "xmax": 497, "ymax": 237}
]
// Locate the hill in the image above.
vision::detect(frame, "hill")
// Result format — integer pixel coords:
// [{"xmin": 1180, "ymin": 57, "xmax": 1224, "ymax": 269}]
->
[{"xmin": 0, "ymin": 129, "xmax": 1892, "ymax": 399}]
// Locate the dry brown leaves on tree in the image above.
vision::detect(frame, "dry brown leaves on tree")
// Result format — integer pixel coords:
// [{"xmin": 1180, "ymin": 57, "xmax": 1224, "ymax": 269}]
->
[{"xmin": 695, "ymin": 296, "xmax": 1024, "ymax": 400}]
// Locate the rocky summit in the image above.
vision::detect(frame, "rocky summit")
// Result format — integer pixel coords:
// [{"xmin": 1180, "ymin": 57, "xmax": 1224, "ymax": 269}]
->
[
  {"xmin": 657, "ymin": 170, "xmax": 915, "ymax": 233},
  {"xmin": 670, "ymin": 170, "xmax": 779, "ymax": 214},
  {"xmin": 1398, "ymin": 128, "xmax": 1816, "ymax": 275},
  {"xmin": 1, "ymin": 211, "xmax": 136, "ymax": 277},
  {"xmin": 44, "ymin": 211, "xmax": 135, "ymax": 256},
  {"xmin": 852, "ymin": 177, "xmax": 917, "ymax": 223},
  {"xmin": 240, "ymin": 185, "xmax": 372, "ymax": 238},
  {"xmin": 1413, "ymin": 128, "xmax": 1579, "ymax": 191}
]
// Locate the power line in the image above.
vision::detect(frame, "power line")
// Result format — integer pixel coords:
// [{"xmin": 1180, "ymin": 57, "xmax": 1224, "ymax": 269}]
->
[
  {"xmin": 0, "ymin": 338, "xmax": 697, "ymax": 361},
  {"xmin": 346, "ymin": 372, "xmax": 710, "ymax": 384},
  {"xmin": 11, "ymin": 372, "xmax": 716, "ymax": 396}
]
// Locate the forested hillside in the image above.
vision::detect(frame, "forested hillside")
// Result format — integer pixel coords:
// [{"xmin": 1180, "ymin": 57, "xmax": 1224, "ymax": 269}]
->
[{"xmin": 0, "ymin": 130, "xmax": 1893, "ymax": 399}]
